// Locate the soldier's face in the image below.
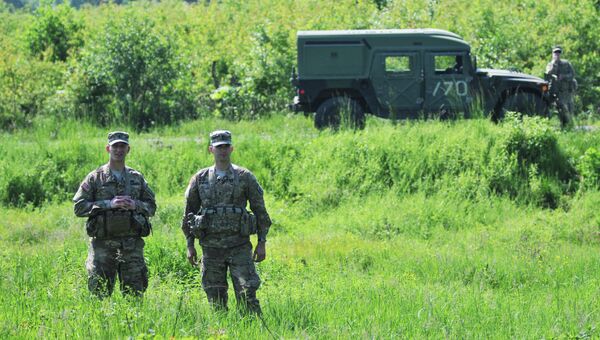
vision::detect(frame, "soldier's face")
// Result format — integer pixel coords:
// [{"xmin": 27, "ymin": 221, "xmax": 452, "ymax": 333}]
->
[
  {"xmin": 209, "ymin": 144, "xmax": 233, "ymax": 162},
  {"xmin": 106, "ymin": 142, "xmax": 130, "ymax": 162},
  {"xmin": 553, "ymin": 51, "xmax": 561, "ymax": 61}
]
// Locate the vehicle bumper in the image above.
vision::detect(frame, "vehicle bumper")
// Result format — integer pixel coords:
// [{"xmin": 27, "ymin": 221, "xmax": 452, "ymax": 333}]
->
[{"xmin": 288, "ymin": 96, "xmax": 306, "ymax": 112}]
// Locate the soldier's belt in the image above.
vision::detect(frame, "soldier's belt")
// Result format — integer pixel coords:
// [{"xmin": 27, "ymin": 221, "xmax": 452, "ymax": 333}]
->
[
  {"xmin": 189, "ymin": 207, "xmax": 257, "ymax": 237},
  {"xmin": 201, "ymin": 207, "xmax": 245, "ymax": 215}
]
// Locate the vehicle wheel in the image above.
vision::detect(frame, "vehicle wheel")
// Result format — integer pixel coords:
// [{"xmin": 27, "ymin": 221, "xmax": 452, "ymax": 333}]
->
[
  {"xmin": 438, "ymin": 107, "xmax": 457, "ymax": 120},
  {"xmin": 492, "ymin": 92, "xmax": 547, "ymax": 122},
  {"xmin": 315, "ymin": 97, "xmax": 365, "ymax": 130}
]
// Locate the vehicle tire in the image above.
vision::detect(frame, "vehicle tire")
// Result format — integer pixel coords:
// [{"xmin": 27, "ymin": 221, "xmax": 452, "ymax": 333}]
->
[
  {"xmin": 314, "ymin": 97, "xmax": 365, "ymax": 130},
  {"xmin": 438, "ymin": 107, "xmax": 457, "ymax": 120},
  {"xmin": 492, "ymin": 92, "xmax": 547, "ymax": 122}
]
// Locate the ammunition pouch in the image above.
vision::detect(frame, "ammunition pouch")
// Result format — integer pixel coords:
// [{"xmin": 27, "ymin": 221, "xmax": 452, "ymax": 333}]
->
[
  {"xmin": 199, "ymin": 206, "xmax": 257, "ymax": 236},
  {"xmin": 240, "ymin": 211, "xmax": 258, "ymax": 236},
  {"xmin": 105, "ymin": 210, "xmax": 133, "ymax": 237},
  {"xmin": 132, "ymin": 213, "xmax": 152, "ymax": 237},
  {"xmin": 86, "ymin": 210, "xmax": 151, "ymax": 238},
  {"xmin": 85, "ymin": 214, "xmax": 101, "ymax": 237}
]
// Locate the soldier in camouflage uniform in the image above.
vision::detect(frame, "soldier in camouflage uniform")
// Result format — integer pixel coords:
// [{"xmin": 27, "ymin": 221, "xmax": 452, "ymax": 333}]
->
[
  {"xmin": 545, "ymin": 46, "xmax": 577, "ymax": 127},
  {"xmin": 73, "ymin": 131, "xmax": 156, "ymax": 298},
  {"xmin": 182, "ymin": 130, "xmax": 271, "ymax": 315}
]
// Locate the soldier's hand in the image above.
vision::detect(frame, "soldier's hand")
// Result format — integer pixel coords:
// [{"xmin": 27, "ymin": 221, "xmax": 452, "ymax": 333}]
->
[
  {"xmin": 253, "ymin": 242, "xmax": 266, "ymax": 262},
  {"xmin": 187, "ymin": 246, "xmax": 198, "ymax": 266},
  {"xmin": 126, "ymin": 198, "xmax": 136, "ymax": 210},
  {"xmin": 112, "ymin": 196, "xmax": 136, "ymax": 210},
  {"xmin": 110, "ymin": 196, "xmax": 128, "ymax": 209}
]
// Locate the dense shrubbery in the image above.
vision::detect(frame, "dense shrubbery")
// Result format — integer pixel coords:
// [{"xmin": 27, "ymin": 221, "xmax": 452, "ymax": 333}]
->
[
  {"xmin": 66, "ymin": 15, "xmax": 198, "ymax": 129},
  {"xmin": 486, "ymin": 113, "xmax": 576, "ymax": 208},
  {"xmin": 0, "ymin": 0, "xmax": 598, "ymax": 130},
  {"xmin": 579, "ymin": 147, "xmax": 600, "ymax": 190},
  {"xmin": 25, "ymin": 3, "xmax": 84, "ymax": 62},
  {"xmin": 1, "ymin": 116, "xmax": 597, "ymax": 209},
  {"xmin": 0, "ymin": 136, "xmax": 99, "ymax": 206},
  {"xmin": 0, "ymin": 54, "xmax": 65, "ymax": 129},
  {"xmin": 269, "ymin": 115, "xmax": 578, "ymax": 210}
]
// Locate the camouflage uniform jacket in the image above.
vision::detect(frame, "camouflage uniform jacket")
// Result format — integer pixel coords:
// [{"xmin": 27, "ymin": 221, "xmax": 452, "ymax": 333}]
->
[
  {"xmin": 546, "ymin": 59, "xmax": 576, "ymax": 93},
  {"xmin": 73, "ymin": 164, "xmax": 156, "ymax": 221},
  {"xmin": 182, "ymin": 164, "xmax": 271, "ymax": 249}
]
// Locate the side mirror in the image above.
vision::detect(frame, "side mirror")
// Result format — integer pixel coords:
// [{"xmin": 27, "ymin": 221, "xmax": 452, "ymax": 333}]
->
[{"xmin": 472, "ymin": 55, "xmax": 478, "ymax": 71}]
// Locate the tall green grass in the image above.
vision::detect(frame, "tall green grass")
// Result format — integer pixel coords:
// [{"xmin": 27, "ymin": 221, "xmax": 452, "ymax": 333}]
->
[
  {"xmin": 1, "ymin": 114, "xmax": 600, "ymax": 337},
  {"xmin": 2, "ymin": 113, "xmax": 597, "ymax": 207}
]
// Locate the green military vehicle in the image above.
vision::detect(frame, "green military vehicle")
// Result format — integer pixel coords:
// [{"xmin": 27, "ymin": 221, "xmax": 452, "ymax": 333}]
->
[{"xmin": 290, "ymin": 29, "xmax": 550, "ymax": 129}]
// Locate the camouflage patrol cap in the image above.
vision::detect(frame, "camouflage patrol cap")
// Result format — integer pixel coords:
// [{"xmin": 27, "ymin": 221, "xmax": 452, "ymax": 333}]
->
[
  {"xmin": 552, "ymin": 46, "xmax": 562, "ymax": 53},
  {"xmin": 209, "ymin": 130, "xmax": 232, "ymax": 146},
  {"xmin": 108, "ymin": 131, "xmax": 129, "ymax": 145}
]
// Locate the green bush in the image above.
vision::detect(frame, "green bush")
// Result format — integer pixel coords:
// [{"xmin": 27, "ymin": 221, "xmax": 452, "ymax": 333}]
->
[
  {"xmin": 25, "ymin": 3, "xmax": 84, "ymax": 62},
  {"xmin": 69, "ymin": 15, "xmax": 197, "ymax": 130},
  {"xmin": 210, "ymin": 85, "xmax": 256, "ymax": 120},
  {"xmin": 2, "ymin": 174, "xmax": 46, "ymax": 207},
  {"xmin": 486, "ymin": 113, "xmax": 576, "ymax": 206},
  {"xmin": 501, "ymin": 114, "xmax": 568, "ymax": 175},
  {"xmin": 207, "ymin": 26, "xmax": 293, "ymax": 119},
  {"xmin": 579, "ymin": 147, "xmax": 600, "ymax": 190},
  {"xmin": 243, "ymin": 26, "xmax": 294, "ymax": 110},
  {"xmin": 0, "ymin": 52, "xmax": 66, "ymax": 130}
]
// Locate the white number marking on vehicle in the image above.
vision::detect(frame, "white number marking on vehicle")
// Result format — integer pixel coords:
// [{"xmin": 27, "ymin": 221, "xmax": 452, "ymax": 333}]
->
[{"xmin": 433, "ymin": 80, "xmax": 468, "ymax": 97}]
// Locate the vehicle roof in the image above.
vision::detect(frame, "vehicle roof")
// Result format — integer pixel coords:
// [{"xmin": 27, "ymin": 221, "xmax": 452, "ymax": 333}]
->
[{"xmin": 298, "ymin": 29, "xmax": 470, "ymax": 50}]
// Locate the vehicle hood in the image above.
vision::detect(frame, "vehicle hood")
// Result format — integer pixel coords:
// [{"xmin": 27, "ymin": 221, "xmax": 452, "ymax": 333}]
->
[{"xmin": 476, "ymin": 68, "xmax": 546, "ymax": 84}]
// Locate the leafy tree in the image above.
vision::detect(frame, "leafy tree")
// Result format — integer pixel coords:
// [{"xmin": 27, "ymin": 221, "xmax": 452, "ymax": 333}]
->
[
  {"xmin": 212, "ymin": 25, "xmax": 294, "ymax": 119},
  {"xmin": 25, "ymin": 2, "xmax": 84, "ymax": 62},
  {"xmin": 71, "ymin": 15, "xmax": 197, "ymax": 129}
]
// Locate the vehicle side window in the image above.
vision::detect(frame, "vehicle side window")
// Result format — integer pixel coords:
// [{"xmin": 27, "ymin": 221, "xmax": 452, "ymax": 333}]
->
[
  {"xmin": 435, "ymin": 55, "xmax": 463, "ymax": 75},
  {"xmin": 385, "ymin": 56, "xmax": 411, "ymax": 75}
]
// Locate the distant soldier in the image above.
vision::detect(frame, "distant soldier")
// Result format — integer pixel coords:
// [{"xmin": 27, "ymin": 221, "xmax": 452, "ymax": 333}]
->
[
  {"xmin": 182, "ymin": 130, "xmax": 271, "ymax": 315},
  {"xmin": 73, "ymin": 131, "xmax": 156, "ymax": 298},
  {"xmin": 545, "ymin": 46, "xmax": 577, "ymax": 127}
]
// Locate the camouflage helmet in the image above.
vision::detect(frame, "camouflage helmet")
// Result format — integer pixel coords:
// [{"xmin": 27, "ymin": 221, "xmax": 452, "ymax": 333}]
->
[{"xmin": 552, "ymin": 46, "xmax": 562, "ymax": 53}]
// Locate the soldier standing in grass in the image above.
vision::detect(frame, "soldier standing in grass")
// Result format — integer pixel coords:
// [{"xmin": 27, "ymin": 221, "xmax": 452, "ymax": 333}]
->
[
  {"xmin": 545, "ymin": 46, "xmax": 577, "ymax": 127},
  {"xmin": 182, "ymin": 130, "xmax": 271, "ymax": 315},
  {"xmin": 73, "ymin": 131, "xmax": 156, "ymax": 298}
]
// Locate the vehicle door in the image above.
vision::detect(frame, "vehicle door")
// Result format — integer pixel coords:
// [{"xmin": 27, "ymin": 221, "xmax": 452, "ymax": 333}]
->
[
  {"xmin": 371, "ymin": 52, "xmax": 423, "ymax": 114},
  {"xmin": 424, "ymin": 52, "xmax": 473, "ymax": 113}
]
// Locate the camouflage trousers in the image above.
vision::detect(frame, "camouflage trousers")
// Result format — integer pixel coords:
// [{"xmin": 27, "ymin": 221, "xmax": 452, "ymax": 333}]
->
[
  {"xmin": 86, "ymin": 237, "xmax": 148, "ymax": 298},
  {"xmin": 556, "ymin": 92, "xmax": 574, "ymax": 127},
  {"xmin": 201, "ymin": 242, "xmax": 262, "ymax": 314}
]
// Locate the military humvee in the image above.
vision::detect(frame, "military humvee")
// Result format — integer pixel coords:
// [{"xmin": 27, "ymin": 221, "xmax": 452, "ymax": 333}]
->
[{"xmin": 290, "ymin": 29, "xmax": 549, "ymax": 129}]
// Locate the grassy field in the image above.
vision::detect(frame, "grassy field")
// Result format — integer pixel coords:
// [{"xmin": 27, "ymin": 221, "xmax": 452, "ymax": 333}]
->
[{"xmin": 1, "ymin": 113, "xmax": 600, "ymax": 338}]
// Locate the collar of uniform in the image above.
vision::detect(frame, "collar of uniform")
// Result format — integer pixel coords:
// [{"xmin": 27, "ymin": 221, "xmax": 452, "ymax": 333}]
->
[
  {"xmin": 101, "ymin": 164, "xmax": 111, "ymax": 178},
  {"xmin": 102, "ymin": 164, "xmax": 130, "ymax": 180},
  {"xmin": 213, "ymin": 165, "xmax": 235, "ymax": 179}
]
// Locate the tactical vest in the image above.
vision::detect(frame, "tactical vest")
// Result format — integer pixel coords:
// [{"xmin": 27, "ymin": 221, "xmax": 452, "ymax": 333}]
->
[
  {"xmin": 547, "ymin": 60, "xmax": 575, "ymax": 93},
  {"xmin": 87, "ymin": 168, "xmax": 150, "ymax": 238},
  {"xmin": 196, "ymin": 166, "xmax": 254, "ymax": 235}
]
